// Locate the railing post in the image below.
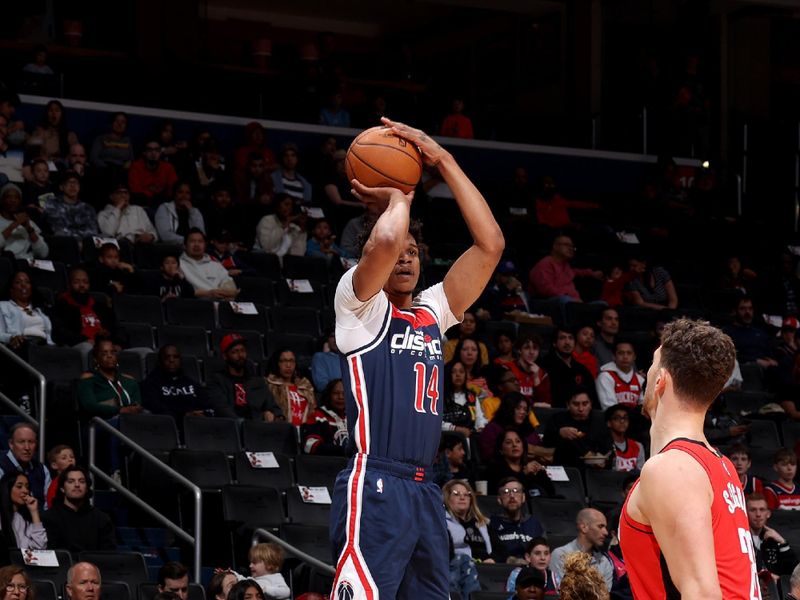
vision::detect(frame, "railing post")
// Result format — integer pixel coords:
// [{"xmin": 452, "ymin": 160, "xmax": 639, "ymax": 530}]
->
[
  {"xmin": 736, "ymin": 174, "xmax": 743, "ymax": 217},
  {"xmin": 0, "ymin": 344, "xmax": 46, "ymax": 463},
  {"xmin": 742, "ymin": 122, "xmax": 748, "ymax": 194},
  {"xmin": 194, "ymin": 488, "xmax": 202, "ymax": 583},
  {"xmin": 591, "ymin": 115, "xmax": 597, "ymax": 150}
]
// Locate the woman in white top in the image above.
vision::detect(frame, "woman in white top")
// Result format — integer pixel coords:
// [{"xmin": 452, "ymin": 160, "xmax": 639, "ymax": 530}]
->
[
  {"xmin": 254, "ymin": 194, "xmax": 307, "ymax": 258},
  {"xmin": 0, "ymin": 472, "xmax": 47, "ymax": 550},
  {"xmin": 0, "ymin": 270, "xmax": 53, "ymax": 348}
]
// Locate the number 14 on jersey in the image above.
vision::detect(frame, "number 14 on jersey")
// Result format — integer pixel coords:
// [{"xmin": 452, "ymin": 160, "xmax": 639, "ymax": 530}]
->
[{"xmin": 413, "ymin": 362, "xmax": 440, "ymax": 415}]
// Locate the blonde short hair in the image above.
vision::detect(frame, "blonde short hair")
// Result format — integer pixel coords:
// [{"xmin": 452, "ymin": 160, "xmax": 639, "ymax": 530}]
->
[{"xmin": 249, "ymin": 543, "xmax": 284, "ymax": 570}]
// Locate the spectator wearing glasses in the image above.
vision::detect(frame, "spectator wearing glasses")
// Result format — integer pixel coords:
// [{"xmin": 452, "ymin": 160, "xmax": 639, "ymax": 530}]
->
[
  {"xmin": 489, "ymin": 477, "xmax": 545, "ymax": 564},
  {"xmin": 128, "ymin": 138, "xmax": 178, "ymax": 207},
  {"xmin": 528, "ymin": 235, "xmax": 603, "ymax": 302},
  {"xmin": 97, "ymin": 183, "xmax": 158, "ymax": 244},
  {"xmin": 605, "ymin": 404, "xmax": 645, "ymax": 473},
  {"xmin": 266, "ymin": 349, "xmax": 315, "ymax": 427},
  {"xmin": 0, "ymin": 566, "xmax": 33, "ymax": 600},
  {"xmin": 443, "ymin": 480, "xmax": 493, "ymax": 563}
]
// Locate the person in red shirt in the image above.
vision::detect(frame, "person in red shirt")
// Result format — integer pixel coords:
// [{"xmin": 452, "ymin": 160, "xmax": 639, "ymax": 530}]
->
[
  {"xmin": 506, "ymin": 333, "xmax": 552, "ymax": 407},
  {"xmin": 128, "ymin": 138, "xmax": 178, "ymax": 206},
  {"xmin": 528, "ymin": 235, "xmax": 602, "ymax": 301},
  {"xmin": 763, "ymin": 448, "xmax": 800, "ymax": 511},
  {"xmin": 440, "ymin": 97, "xmax": 474, "ymax": 139},
  {"xmin": 572, "ymin": 326, "xmax": 599, "ymax": 378},
  {"xmin": 534, "ymin": 176, "xmax": 599, "ymax": 230},
  {"xmin": 620, "ymin": 319, "xmax": 760, "ymax": 599}
]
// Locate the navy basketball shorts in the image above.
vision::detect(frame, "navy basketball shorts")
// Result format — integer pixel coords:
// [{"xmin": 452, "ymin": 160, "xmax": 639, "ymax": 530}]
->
[{"xmin": 330, "ymin": 453, "xmax": 449, "ymax": 600}]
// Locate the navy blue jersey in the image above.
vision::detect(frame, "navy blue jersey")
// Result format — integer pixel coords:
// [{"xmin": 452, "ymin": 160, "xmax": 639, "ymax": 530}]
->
[{"xmin": 335, "ymin": 267, "xmax": 459, "ymax": 467}]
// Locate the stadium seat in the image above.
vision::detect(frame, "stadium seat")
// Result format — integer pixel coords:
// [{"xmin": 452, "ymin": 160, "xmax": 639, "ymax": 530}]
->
[
  {"xmin": 119, "ymin": 322, "xmax": 156, "ymax": 350},
  {"xmin": 551, "ymin": 466, "xmax": 586, "ymax": 504},
  {"xmin": 279, "ymin": 524, "xmax": 333, "ymax": 564},
  {"xmin": 0, "ymin": 256, "xmax": 15, "ymax": 290},
  {"xmin": 741, "ymin": 363, "xmax": 767, "ymax": 392},
  {"xmin": 114, "ymin": 295, "xmax": 164, "ymax": 326},
  {"xmin": 616, "ymin": 306, "xmax": 660, "ymax": 332},
  {"xmin": 164, "ymin": 298, "xmax": 216, "ymax": 329},
  {"xmin": 211, "ymin": 329, "xmax": 265, "ymax": 361},
  {"xmin": 565, "ymin": 302, "xmax": 605, "ymax": 329},
  {"xmin": 480, "ymin": 320, "xmax": 518, "ymax": 346},
  {"xmin": 77, "ymin": 551, "xmax": 148, "ymax": 594},
  {"xmin": 724, "ymin": 391, "xmax": 772, "ymax": 416},
  {"xmin": 222, "ymin": 484, "xmax": 285, "ymax": 529},
  {"xmin": 9, "ymin": 549, "xmax": 72, "ymax": 589},
  {"xmin": 287, "ymin": 485, "xmax": 332, "ymax": 527},
  {"xmin": 475, "ymin": 563, "xmax": 516, "ymax": 592},
  {"xmin": 532, "ymin": 407, "xmax": 565, "ymax": 436},
  {"xmin": 283, "ymin": 255, "xmax": 330, "ymax": 282},
  {"xmin": 118, "ymin": 350, "xmax": 144, "ymax": 380},
  {"xmin": 242, "ymin": 253, "xmax": 282, "ymax": 280},
  {"xmin": 748, "ymin": 447, "xmax": 777, "ymax": 480},
  {"xmin": 119, "ymin": 414, "xmax": 180, "ymax": 453},
  {"xmin": 157, "ymin": 325, "xmax": 210, "ymax": 357},
  {"xmin": 236, "ymin": 277, "xmax": 277, "ymax": 305},
  {"xmin": 242, "ymin": 421, "xmax": 299, "ymax": 455},
  {"xmin": 265, "ymin": 332, "xmax": 316, "ymax": 364},
  {"xmin": 585, "ymin": 470, "xmax": 630, "ymax": 506},
  {"xmin": 747, "ymin": 419, "xmax": 781, "ymax": 450},
  {"xmin": 183, "ymin": 416, "xmax": 241, "ymax": 454},
  {"xmin": 475, "ymin": 494, "xmax": 500, "ymax": 518},
  {"xmin": 169, "ymin": 449, "xmax": 232, "ymax": 490},
  {"xmin": 294, "ymin": 454, "xmax": 347, "ymax": 490},
  {"xmin": 269, "ymin": 306, "xmax": 322, "ymax": 337},
  {"xmin": 133, "ymin": 244, "xmax": 183, "ymax": 270},
  {"xmin": 529, "ymin": 498, "xmax": 585, "ymax": 537},
  {"xmin": 781, "ymin": 420, "xmax": 800, "ymax": 449},
  {"xmin": 26, "ymin": 260, "xmax": 68, "ymax": 292},
  {"xmin": 218, "ymin": 302, "xmax": 270, "ymax": 333},
  {"xmin": 31, "ymin": 581, "xmax": 57, "ymax": 600},
  {"xmin": 235, "ymin": 451, "xmax": 295, "ymax": 489},
  {"xmin": 275, "ymin": 279, "xmax": 326, "ymax": 309},
  {"xmin": 27, "ymin": 345, "xmax": 84, "ymax": 383},
  {"xmin": 101, "ymin": 581, "xmax": 132, "ymax": 600}
]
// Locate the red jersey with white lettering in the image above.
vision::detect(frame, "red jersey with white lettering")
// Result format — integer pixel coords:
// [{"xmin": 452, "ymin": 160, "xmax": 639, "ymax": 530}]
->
[
  {"xmin": 619, "ymin": 438, "xmax": 761, "ymax": 600},
  {"xmin": 605, "ymin": 370, "xmax": 644, "ymax": 407},
  {"xmin": 613, "ymin": 438, "xmax": 644, "ymax": 472},
  {"xmin": 764, "ymin": 480, "xmax": 800, "ymax": 511}
]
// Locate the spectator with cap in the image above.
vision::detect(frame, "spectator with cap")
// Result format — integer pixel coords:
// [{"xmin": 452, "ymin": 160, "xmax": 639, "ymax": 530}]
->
[
  {"xmin": 206, "ymin": 334, "xmax": 284, "ymax": 421},
  {"xmin": 0, "ymin": 423, "xmax": 51, "ymax": 509},
  {"xmin": 128, "ymin": 137, "xmax": 178, "ymax": 207},
  {"xmin": 43, "ymin": 171, "xmax": 98, "ymax": 240},
  {"xmin": 0, "ymin": 183, "xmax": 48, "ymax": 259},
  {"xmin": 154, "ymin": 181, "xmax": 205, "ymax": 244},
  {"xmin": 271, "ymin": 143, "xmax": 312, "ymax": 206},
  {"xmin": 476, "ymin": 260, "xmax": 529, "ymax": 320},
  {"xmin": 510, "ymin": 567, "xmax": 547, "ymax": 600},
  {"xmin": 179, "ymin": 228, "xmax": 238, "ymax": 300},
  {"xmin": 488, "ymin": 477, "xmax": 545, "ymax": 565},
  {"xmin": 97, "ymin": 183, "xmax": 157, "ymax": 244}
]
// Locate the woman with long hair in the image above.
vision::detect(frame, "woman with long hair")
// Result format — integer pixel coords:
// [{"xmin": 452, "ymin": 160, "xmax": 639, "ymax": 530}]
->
[
  {"xmin": 478, "ymin": 392, "xmax": 541, "ymax": 463},
  {"xmin": 488, "ymin": 429, "xmax": 554, "ymax": 500},
  {"xmin": 266, "ymin": 348, "xmax": 315, "ymax": 426},
  {"xmin": 300, "ymin": 378, "xmax": 348, "ymax": 456},
  {"xmin": 443, "ymin": 310, "xmax": 489, "ymax": 364},
  {"xmin": 0, "ymin": 472, "xmax": 47, "ymax": 549},
  {"xmin": 442, "ymin": 479, "xmax": 493, "ymax": 563},
  {"xmin": 31, "ymin": 100, "xmax": 77, "ymax": 160},
  {"xmin": 442, "ymin": 360, "xmax": 487, "ymax": 436},
  {"xmin": 0, "ymin": 566, "xmax": 35, "ymax": 600},
  {"xmin": 226, "ymin": 580, "xmax": 264, "ymax": 600},
  {"xmin": 558, "ymin": 552, "xmax": 610, "ymax": 600}
]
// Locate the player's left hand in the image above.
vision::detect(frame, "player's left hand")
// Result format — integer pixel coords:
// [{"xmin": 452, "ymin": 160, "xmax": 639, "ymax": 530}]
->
[{"xmin": 380, "ymin": 117, "xmax": 448, "ymax": 167}]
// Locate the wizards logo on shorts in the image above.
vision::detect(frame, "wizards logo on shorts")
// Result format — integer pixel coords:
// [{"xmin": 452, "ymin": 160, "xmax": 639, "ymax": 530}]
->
[{"xmin": 335, "ymin": 581, "xmax": 355, "ymax": 600}]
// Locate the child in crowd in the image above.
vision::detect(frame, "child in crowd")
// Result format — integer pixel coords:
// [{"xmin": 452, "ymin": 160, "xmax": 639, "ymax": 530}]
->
[
  {"xmin": 725, "ymin": 443, "xmax": 764, "ymax": 495},
  {"xmin": 600, "ymin": 263, "xmax": 635, "ymax": 307},
  {"xmin": 572, "ymin": 325, "xmax": 599, "ymax": 378},
  {"xmin": 46, "ymin": 444, "xmax": 76, "ymax": 506},
  {"xmin": 91, "ymin": 243, "xmax": 135, "ymax": 296},
  {"xmin": 138, "ymin": 254, "xmax": 195, "ymax": 300},
  {"xmin": 764, "ymin": 448, "xmax": 800, "ymax": 511},
  {"xmin": 605, "ymin": 404, "xmax": 645, "ymax": 473},
  {"xmin": 233, "ymin": 543, "xmax": 290, "ymax": 599}
]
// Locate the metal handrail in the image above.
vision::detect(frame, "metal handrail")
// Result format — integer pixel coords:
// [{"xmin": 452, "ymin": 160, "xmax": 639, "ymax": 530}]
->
[
  {"xmin": 87, "ymin": 417, "xmax": 203, "ymax": 583},
  {"xmin": 251, "ymin": 527, "xmax": 335, "ymax": 576},
  {"xmin": 0, "ymin": 344, "xmax": 46, "ymax": 462}
]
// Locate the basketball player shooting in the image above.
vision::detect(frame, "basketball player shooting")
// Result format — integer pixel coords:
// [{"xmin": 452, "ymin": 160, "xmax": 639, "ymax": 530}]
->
[
  {"xmin": 329, "ymin": 116, "xmax": 504, "ymax": 600},
  {"xmin": 620, "ymin": 319, "xmax": 761, "ymax": 599}
]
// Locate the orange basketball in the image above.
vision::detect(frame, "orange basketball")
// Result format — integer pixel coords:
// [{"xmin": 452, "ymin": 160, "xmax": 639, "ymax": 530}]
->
[{"xmin": 345, "ymin": 126, "xmax": 423, "ymax": 194}]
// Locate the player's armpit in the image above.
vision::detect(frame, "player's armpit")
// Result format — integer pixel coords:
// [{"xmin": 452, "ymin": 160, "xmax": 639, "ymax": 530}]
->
[{"xmin": 638, "ymin": 452, "xmax": 723, "ymax": 600}]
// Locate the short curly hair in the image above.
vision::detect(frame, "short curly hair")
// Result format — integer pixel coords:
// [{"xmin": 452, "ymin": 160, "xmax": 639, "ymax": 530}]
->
[
  {"xmin": 659, "ymin": 318, "xmax": 735, "ymax": 407},
  {"xmin": 558, "ymin": 552, "xmax": 610, "ymax": 600}
]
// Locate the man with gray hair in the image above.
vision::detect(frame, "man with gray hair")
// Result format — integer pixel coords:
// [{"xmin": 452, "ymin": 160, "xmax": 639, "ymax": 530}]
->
[
  {"xmin": 787, "ymin": 562, "xmax": 800, "ymax": 600},
  {"xmin": 550, "ymin": 507, "xmax": 613, "ymax": 591},
  {"xmin": 66, "ymin": 562, "xmax": 101, "ymax": 600}
]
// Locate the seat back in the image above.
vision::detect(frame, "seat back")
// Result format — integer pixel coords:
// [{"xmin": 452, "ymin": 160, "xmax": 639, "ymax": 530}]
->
[
  {"xmin": 286, "ymin": 485, "xmax": 332, "ymax": 527},
  {"xmin": 100, "ymin": 580, "xmax": 132, "ymax": 600},
  {"xmin": 235, "ymin": 451, "xmax": 295, "ymax": 489},
  {"xmin": 242, "ymin": 421, "xmax": 299, "ymax": 455},
  {"xmin": 294, "ymin": 454, "xmax": 347, "ymax": 490},
  {"xmin": 170, "ymin": 449, "xmax": 232, "ymax": 489},
  {"xmin": 28, "ymin": 345, "xmax": 84, "ymax": 383},
  {"xmin": 76, "ymin": 551, "xmax": 148, "ymax": 594},
  {"xmin": 585, "ymin": 470, "xmax": 630, "ymax": 505},
  {"xmin": 279, "ymin": 524, "xmax": 333, "ymax": 563},
  {"xmin": 183, "ymin": 416, "xmax": 241, "ymax": 454},
  {"xmin": 218, "ymin": 302, "xmax": 270, "ymax": 333},
  {"xmin": 222, "ymin": 484, "xmax": 285, "ymax": 528},
  {"xmin": 119, "ymin": 414, "xmax": 180, "ymax": 453},
  {"xmin": 114, "ymin": 295, "xmax": 164, "ymax": 326},
  {"xmin": 9, "ymin": 549, "xmax": 73, "ymax": 589},
  {"xmin": 475, "ymin": 563, "xmax": 516, "ymax": 593},
  {"xmin": 164, "ymin": 298, "xmax": 217, "ymax": 329},
  {"xmin": 157, "ymin": 325, "xmax": 210, "ymax": 357},
  {"xmin": 31, "ymin": 580, "xmax": 58, "ymax": 600}
]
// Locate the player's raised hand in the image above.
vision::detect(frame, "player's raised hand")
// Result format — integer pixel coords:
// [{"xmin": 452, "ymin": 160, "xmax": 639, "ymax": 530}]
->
[
  {"xmin": 351, "ymin": 179, "xmax": 413, "ymax": 213},
  {"xmin": 380, "ymin": 117, "xmax": 448, "ymax": 167}
]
